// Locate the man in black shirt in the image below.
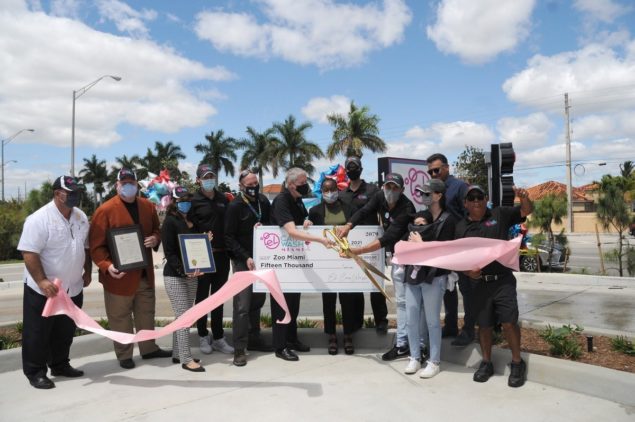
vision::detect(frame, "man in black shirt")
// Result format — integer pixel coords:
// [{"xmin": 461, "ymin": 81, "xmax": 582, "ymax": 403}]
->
[
  {"xmin": 339, "ymin": 156, "xmax": 387, "ymax": 333},
  {"xmin": 225, "ymin": 169, "xmax": 274, "ymax": 366},
  {"xmin": 455, "ymin": 185, "xmax": 532, "ymax": 388},
  {"xmin": 337, "ymin": 173, "xmax": 416, "ymax": 361},
  {"xmin": 188, "ymin": 164, "xmax": 234, "ymax": 356},
  {"xmin": 270, "ymin": 167, "xmax": 335, "ymax": 361}
]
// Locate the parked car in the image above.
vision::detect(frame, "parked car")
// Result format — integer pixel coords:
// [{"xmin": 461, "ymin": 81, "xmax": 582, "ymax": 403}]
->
[{"xmin": 519, "ymin": 238, "xmax": 567, "ymax": 272}]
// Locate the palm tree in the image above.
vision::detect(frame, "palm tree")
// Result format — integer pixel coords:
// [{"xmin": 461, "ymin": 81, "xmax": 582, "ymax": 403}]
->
[
  {"xmin": 237, "ymin": 126, "xmax": 282, "ymax": 187},
  {"xmin": 272, "ymin": 115, "xmax": 323, "ymax": 176},
  {"xmin": 528, "ymin": 194, "xmax": 567, "ymax": 272},
  {"xmin": 107, "ymin": 154, "xmax": 146, "ymax": 187},
  {"xmin": 326, "ymin": 101, "xmax": 386, "ymax": 160},
  {"xmin": 620, "ymin": 160, "xmax": 634, "ymax": 179},
  {"xmin": 79, "ymin": 154, "xmax": 108, "ymax": 204},
  {"xmin": 195, "ymin": 130, "xmax": 239, "ymax": 181},
  {"xmin": 142, "ymin": 141, "xmax": 186, "ymax": 181}
]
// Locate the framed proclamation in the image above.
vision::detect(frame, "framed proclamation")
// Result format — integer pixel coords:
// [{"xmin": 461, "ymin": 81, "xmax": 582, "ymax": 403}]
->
[
  {"xmin": 178, "ymin": 233, "xmax": 216, "ymax": 274},
  {"xmin": 107, "ymin": 225, "xmax": 149, "ymax": 272}
]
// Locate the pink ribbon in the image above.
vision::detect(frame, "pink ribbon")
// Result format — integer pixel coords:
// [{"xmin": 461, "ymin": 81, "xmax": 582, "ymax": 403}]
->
[
  {"xmin": 392, "ymin": 236, "xmax": 522, "ymax": 272},
  {"xmin": 42, "ymin": 270, "xmax": 290, "ymax": 345}
]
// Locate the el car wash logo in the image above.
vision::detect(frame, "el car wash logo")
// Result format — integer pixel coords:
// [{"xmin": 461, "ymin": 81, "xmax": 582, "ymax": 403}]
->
[{"xmin": 261, "ymin": 232, "xmax": 280, "ymax": 249}]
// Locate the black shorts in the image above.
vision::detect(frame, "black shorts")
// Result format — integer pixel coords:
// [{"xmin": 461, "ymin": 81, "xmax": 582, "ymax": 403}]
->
[{"xmin": 472, "ymin": 273, "xmax": 518, "ymax": 328}]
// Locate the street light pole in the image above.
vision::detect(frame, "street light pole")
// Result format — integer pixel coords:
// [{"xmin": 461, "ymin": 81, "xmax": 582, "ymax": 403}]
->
[
  {"xmin": 71, "ymin": 75, "xmax": 122, "ymax": 176},
  {"xmin": 2, "ymin": 129, "xmax": 34, "ymax": 202}
]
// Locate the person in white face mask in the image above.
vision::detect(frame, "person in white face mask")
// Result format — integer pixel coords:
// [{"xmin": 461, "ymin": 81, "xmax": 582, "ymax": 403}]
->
[
  {"xmin": 306, "ymin": 178, "xmax": 364, "ymax": 355},
  {"xmin": 89, "ymin": 168, "xmax": 169, "ymax": 370}
]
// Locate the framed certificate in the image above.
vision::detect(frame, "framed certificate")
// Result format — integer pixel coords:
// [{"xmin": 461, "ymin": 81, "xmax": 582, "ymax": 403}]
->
[
  {"xmin": 178, "ymin": 234, "xmax": 216, "ymax": 274},
  {"xmin": 107, "ymin": 225, "xmax": 149, "ymax": 271}
]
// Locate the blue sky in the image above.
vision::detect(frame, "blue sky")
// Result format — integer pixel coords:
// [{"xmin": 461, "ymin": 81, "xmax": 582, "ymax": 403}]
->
[{"xmin": 1, "ymin": 0, "xmax": 634, "ymax": 199}]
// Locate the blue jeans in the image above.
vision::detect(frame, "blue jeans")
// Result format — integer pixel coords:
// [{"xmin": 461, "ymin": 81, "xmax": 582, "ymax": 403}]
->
[
  {"xmin": 406, "ymin": 275, "xmax": 446, "ymax": 363},
  {"xmin": 392, "ymin": 264, "xmax": 408, "ymax": 347}
]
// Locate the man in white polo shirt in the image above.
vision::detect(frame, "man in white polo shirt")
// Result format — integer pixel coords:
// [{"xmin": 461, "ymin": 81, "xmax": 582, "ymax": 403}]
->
[{"xmin": 18, "ymin": 176, "xmax": 92, "ymax": 389}]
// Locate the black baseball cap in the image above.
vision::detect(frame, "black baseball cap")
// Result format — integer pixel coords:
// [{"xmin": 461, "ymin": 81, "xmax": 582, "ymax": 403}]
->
[
  {"xmin": 52, "ymin": 175, "xmax": 81, "ymax": 192},
  {"xmin": 117, "ymin": 168, "xmax": 137, "ymax": 181},
  {"xmin": 196, "ymin": 164, "xmax": 215, "ymax": 179},
  {"xmin": 345, "ymin": 156, "xmax": 362, "ymax": 170},
  {"xmin": 383, "ymin": 173, "xmax": 404, "ymax": 188},
  {"xmin": 172, "ymin": 186, "xmax": 191, "ymax": 199},
  {"xmin": 465, "ymin": 185, "xmax": 486, "ymax": 199},
  {"xmin": 415, "ymin": 179, "xmax": 446, "ymax": 195}
]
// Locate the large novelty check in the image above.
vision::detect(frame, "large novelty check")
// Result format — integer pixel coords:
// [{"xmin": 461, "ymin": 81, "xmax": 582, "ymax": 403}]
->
[{"xmin": 253, "ymin": 225, "xmax": 385, "ymax": 293}]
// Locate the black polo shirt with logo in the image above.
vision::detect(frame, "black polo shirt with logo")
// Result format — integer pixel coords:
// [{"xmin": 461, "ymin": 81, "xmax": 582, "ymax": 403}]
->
[
  {"xmin": 339, "ymin": 180, "xmax": 379, "ymax": 225},
  {"xmin": 271, "ymin": 188, "xmax": 308, "ymax": 227},
  {"xmin": 454, "ymin": 206, "xmax": 522, "ymax": 275}
]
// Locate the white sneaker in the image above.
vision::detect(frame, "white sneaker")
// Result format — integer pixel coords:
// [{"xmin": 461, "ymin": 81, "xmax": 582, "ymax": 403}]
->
[
  {"xmin": 212, "ymin": 337, "xmax": 234, "ymax": 354},
  {"xmin": 404, "ymin": 358, "xmax": 421, "ymax": 374},
  {"xmin": 199, "ymin": 336, "xmax": 212, "ymax": 354},
  {"xmin": 419, "ymin": 361, "xmax": 440, "ymax": 378}
]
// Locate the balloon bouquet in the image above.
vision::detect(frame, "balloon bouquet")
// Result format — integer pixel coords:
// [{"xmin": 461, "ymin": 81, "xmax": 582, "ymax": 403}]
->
[
  {"xmin": 140, "ymin": 169, "xmax": 175, "ymax": 213},
  {"xmin": 306, "ymin": 164, "xmax": 349, "ymax": 208}
]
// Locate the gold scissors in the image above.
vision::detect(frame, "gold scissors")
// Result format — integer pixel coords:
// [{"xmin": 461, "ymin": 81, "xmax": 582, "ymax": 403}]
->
[{"xmin": 323, "ymin": 227, "xmax": 391, "ymax": 302}]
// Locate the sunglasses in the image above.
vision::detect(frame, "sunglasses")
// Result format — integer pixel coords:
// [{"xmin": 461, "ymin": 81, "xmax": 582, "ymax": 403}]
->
[
  {"xmin": 466, "ymin": 194, "xmax": 485, "ymax": 202},
  {"xmin": 238, "ymin": 168, "xmax": 258, "ymax": 182},
  {"xmin": 427, "ymin": 167, "xmax": 442, "ymax": 176},
  {"xmin": 416, "ymin": 191, "xmax": 432, "ymax": 197}
]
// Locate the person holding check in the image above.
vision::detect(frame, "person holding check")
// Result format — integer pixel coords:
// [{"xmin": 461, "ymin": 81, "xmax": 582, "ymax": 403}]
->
[{"xmin": 161, "ymin": 186, "xmax": 206, "ymax": 372}]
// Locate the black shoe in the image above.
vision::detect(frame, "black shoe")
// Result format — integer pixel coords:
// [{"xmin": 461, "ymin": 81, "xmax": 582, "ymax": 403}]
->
[
  {"xmin": 233, "ymin": 349, "xmax": 247, "ymax": 367},
  {"xmin": 508, "ymin": 359, "xmax": 527, "ymax": 388},
  {"xmin": 141, "ymin": 348, "xmax": 172, "ymax": 359},
  {"xmin": 247, "ymin": 338, "xmax": 274, "ymax": 353},
  {"xmin": 275, "ymin": 348, "xmax": 299, "ymax": 361},
  {"xmin": 473, "ymin": 360, "xmax": 494, "ymax": 383},
  {"xmin": 50, "ymin": 365, "xmax": 84, "ymax": 378},
  {"xmin": 381, "ymin": 345, "xmax": 410, "ymax": 361},
  {"xmin": 375, "ymin": 320, "xmax": 388, "ymax": 334},
  {"xmin": 172, "ymin": 358, "xmax": 200, "ymax": 364},
  {"xmin": 29, "ymin": 375, "xmax": 55, "ymax": 389},
  {"xmin": 286, "ymin": 340, "xmax": 310, "ymax": 352},
  {"xmin": 451, "ymin": 331, "xmax": 474, "ymax": 347},
  {"xmin": 442, "ymin": 327, "xmax": 458, "ymax": 338},
  {"xmin": 119, "ymin": 359, "xmax": 135, "ymax": 369},
  {"xmin": 182, "ymin": 363, "xmax": 205, "ymax": 372},
  {"xmin": 419, "ymin": 345, "xmax": 429, "ymax": 364}
]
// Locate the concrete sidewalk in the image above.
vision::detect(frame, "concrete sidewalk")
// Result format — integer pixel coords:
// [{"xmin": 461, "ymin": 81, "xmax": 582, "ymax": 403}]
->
[{"xmin": 0, "ymin": 329, "xmax": 634, "ymax": 422}]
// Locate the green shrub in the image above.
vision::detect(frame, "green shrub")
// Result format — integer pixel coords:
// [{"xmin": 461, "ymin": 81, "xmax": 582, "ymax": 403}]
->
[
  {"xmin": 15, "ymin": 320, "xmax": 23, "ymax": 334},
  {"xmin": 539, "ymin": 324, "xmax": 584, "ymax": 359},
  {"xmin": 363, "ymin": 317, "xmax": 376, "ymax": 328},
  {"xmin": 296, "ymin": 318, "xmax": 318, "ymax": 328},
  {"xmin": 222, "ymin": 320, "xmax": 233, "ymax": 329},
  {"xmin": 260, "ymin": 313, "xmax": 272, "ymax": 328},
  {"xmin": 335, "ymin": 310, "xmax": 343, "ymax": 325},
  {"xmin": 610, "ymin": 336, "xmax": 635, "ymax": 356},
  {"xmin": 97, "ymin": 318, "xmax": 109, "ymax": 329}
]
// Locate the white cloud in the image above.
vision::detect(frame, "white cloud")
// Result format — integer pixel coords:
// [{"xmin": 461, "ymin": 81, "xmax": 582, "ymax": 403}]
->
[
  {"xmin": 571, "ymin": 111, "xmax": 635, "ymax": 140},
  {"xmin": 195, "ymin": 0, "xmax": 412, "ymax": 69},
  {"xmin": 50, "ymin": 0, "xmax": 80, "ymax": 18},
  {"xmin": 96, "ymin": 0, "xmax": 157, "ymax": 39},
  {"xmin": 0, "ymin": 4, "xmax": 235, "ymax": 148},
  {"xmin": 573, "ymin": 0, "xmax": 631, "ymax": 23},
  {"xmin": 426, "ymin": 0, "xmax": 535, "ymax": 64},
  {"xmin": 301, "ymin": 95, "xmax": 351, "ymax": 123},
  {"xmin": 431, "ymin": 121, "xmax": 496, "ymax": 150},
  {"xmin": 496, "ymin": 113, "xmax": 554, "ymax": 148},
  {"xmin": 502, "ymin": 41, "xmax": 635, "ymax": 114}
]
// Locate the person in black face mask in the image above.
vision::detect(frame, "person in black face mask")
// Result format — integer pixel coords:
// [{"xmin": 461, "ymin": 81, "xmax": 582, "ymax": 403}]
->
[
  {"xmin": 338, "ymin": 156, "xmax": 388, "ymax": 334},
  {"xmin": 224, "ymin": 168, "xmax": 274, "ymax": 366}
]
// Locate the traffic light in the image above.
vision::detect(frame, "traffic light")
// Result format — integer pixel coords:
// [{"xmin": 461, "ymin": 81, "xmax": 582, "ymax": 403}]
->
[{"xmin": 487, "ymin": 143, "xmax": 515, "ymax": 207}]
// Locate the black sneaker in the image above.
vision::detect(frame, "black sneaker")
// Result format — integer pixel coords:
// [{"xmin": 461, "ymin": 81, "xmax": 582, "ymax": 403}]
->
[
  {"xmin": 233, "ymin": 349, "xmax": 247, "ymax": 367},
  {"xmin": 473, "ymin": 360, "xmax": 494, "ymax": 383},
  {"xmin": 508, "ymin": 359, "xmax": 527, "ymax": 388},
  {"xmin": 381, "ymin": 345, "xmax": 410, "ymax": 361},
  {"xmin": 451, "ymin": 331, "xmax": 474, "ymax": 347},
  {"xmin": 419, "ymin": 345, "xmax": 429, "ymax": 364},
  {"xmin": 375, "ymin": 320, "xmax": 388, "ymax": 334},
  {"xmin": 442, "ymin": 327, "xmax": 458, "ymax": 338}
]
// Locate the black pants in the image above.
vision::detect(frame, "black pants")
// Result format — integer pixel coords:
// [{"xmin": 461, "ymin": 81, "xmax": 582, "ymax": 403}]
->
[
  {"xmin": 443, "ymin": 273, "xmax": 476, "ymax": 335},
  {"xmin": 370, "ymin": 292, "xmax": 388, "ymax": 324},
  {"xmin": 271, "ymin": 292, "xmax": 300, "ymax": 350},
  {"xmin": 231, "ymin": 260, "xmax": 267, "ymax": 350},
  {"xmin": 195, "ymin": 251, "xmax": 230, "ymax": 339},
  {"xmin": 322, "ymin": 292, "xmax": 364, "ymax": 335},
  {"xmin": 22, "ymin": 285, "xmax": 83, "ymax": 379}
]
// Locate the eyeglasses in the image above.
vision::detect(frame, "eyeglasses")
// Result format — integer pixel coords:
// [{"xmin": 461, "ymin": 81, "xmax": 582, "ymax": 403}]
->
[
  {"xmin": 416, "ymin": 191, "xmax": 432, "ymax": 197},
  {"xmin": 239, "ymin": 168, "xmax": 258, "ymax": 182},
  {"xmin": 427, "ymin": 167, "xmax": 441, "ymax": 176},
  {"xmin": 466, "ymin": 194, "xmax": 485, "ymax": 202}
]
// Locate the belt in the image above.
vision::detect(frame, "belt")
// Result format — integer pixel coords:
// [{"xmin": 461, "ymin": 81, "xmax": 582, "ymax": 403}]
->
[{"xmin": 481, "ymin": 274, "xmax": 501, "ymax": 282}]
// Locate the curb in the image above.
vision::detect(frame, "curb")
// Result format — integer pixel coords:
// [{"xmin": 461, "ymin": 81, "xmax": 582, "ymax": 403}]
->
[{"xmin": 1, "ymin": 327, "xmax": 633, "ymax": 406}]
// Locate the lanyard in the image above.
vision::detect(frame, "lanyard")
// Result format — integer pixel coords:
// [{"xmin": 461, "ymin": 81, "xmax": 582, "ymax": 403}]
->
[{"xmin": 241, "ymin": 193, "xmax": 261, "ymax": 222}]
